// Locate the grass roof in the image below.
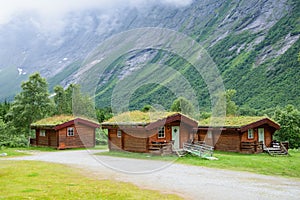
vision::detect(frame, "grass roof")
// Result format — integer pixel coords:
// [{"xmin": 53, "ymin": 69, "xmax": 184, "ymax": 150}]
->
[
  {"xmin": 103, "ymin": 111, "xmax": 274, "ymax": 127},
  {"xmin": 31, "ymin": 115, "xmax": 76, "ymax": 127},
  {"xmin": 199, "ymin": 116, "xmax": 269, "ymax": 127},
  {"xmin": 102, "ymin": 111, "xmax": 178, "ymax": 125}
]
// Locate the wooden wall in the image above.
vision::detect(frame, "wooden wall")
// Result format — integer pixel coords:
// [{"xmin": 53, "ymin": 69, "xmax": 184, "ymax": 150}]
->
[
  {"xmin": 147, "ymin": 121, "xmax": 193, "ymax": 149},
  {"xmin": 179, "ymin": 123, "xmax": 193, "ymax": 148},
  {"xmin": 76, "ymin": 123, "xmax": 95, "ymax": 148},
  {"xmin": 241, "ymin": 125, "xmax": 274, "ymax": 147},
  {"xmin": 58, "ymin": 123, "xmax": 95, "ymax": 149},
  {"xmin": 197, "ymin": 129, "xmax": 241, "ymax": 152},
  {"xmin": 35, "ymin": 129, "xmax": 57, "ymax": 147},
  {"xmin": 107, "ymin": 121, "xmax": 194, "ymax": 152},
  {"xmin": 108, "ymin": 128, "xmax": 148, "ymax": 152},
  {"xmin": 108, "ymin": 128, "xmax": 122, "ymax": 151},
  {"xmin": 36, "ymin": 129, "xmax": 48, "ymax": 146},
  {"xmin": 123, "ymin": 133, "xmax": 148, "ymax": 152}
]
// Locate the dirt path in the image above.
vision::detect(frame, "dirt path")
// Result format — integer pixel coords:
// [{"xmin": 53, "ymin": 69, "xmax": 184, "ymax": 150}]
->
[{"xmin": 6, "ymin": 150, "xmax": 300, "ymax": 200}]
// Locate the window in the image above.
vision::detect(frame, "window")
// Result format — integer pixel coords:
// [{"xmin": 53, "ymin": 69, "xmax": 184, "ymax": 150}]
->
[
  {"xmin": 117, "ymin": 130, "xmax": 122, "ymax": 138},
  {"xmin": 248, "ymin": 129, "xmax": 254, "ymax": 139},
  {"xmin": 67, "ymin": 127, "xmax": 74, "ymax": 136},
  {"xmin": 158, "ymin": 127, "xmax": 165, "ymax": 138},
  {"xmin": 40, "ymin": 130, "xmax": 46, "ymax": 137}
]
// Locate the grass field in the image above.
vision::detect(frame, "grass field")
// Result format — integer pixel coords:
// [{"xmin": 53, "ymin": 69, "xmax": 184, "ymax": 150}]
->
[
  {"xmin": 0, "ymin": 160, "xmax": 181, "ymax": 200},
  {"xmin": 98, "ymin": 149, "xmax": 300, "ymax": 178},
  {"xmin": 0, "ymin": 146, "xmax": 57, "ymax": 157},
  {"xmin": 0, "ymin": 145, "xmax": 108, "ymax": 157}
]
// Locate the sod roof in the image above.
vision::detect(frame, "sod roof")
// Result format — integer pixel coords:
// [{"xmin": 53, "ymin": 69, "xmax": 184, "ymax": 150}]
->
[
  {"xmin": 102, "ymin": 111, "xmax": 278, "ymax": 128},
  {"xmin": 199, "ymin": 116, "xmax": 272, "ymax": 127},
  {"xmin": 31, "ymin": 115, "xmax": 99, "ymax": 128},
  {"xmin": 102, "ymin": 111, "xmax": 178, "ymax": 125}
]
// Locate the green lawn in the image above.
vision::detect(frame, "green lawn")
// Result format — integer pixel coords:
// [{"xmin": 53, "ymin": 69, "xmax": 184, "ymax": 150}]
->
[
  {"xmin": 0, "ymin": 146, "xmax": 57, "ymax": 157},
  {"xmin": 0, "ymin": 145, "xmax": 108, "ymax": 157},
  {"xmin": 97, "ymin": 149, "xmax": 300, "ymax": 178},
  {"xmin": 0, "ymin": 160, "xmax": 181, "ymax": 200}
]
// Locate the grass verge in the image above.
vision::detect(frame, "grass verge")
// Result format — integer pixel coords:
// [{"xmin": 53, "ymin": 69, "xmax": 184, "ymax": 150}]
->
[
  {"xmin": 97, "ymin": 149, "xmax": 300, "ymax": 178},
  {"xmin": 0, "ymin": 145, "xmax": 108, "ymax": 157},
  {"xmin": 0, "ymin": 160, "xmax": 181, "ymax": 200},
  {"xmin": 0, "ymin": 146, "xmax": 57, "ymax": 157}
]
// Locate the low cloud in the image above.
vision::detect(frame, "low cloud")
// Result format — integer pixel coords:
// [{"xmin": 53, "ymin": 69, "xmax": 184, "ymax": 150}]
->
[{"xmin": 0, "ymin": 0, "xmax": 193, "ymax": 25}]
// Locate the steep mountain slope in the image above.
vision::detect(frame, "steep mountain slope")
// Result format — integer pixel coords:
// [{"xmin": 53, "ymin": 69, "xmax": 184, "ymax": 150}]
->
[{"xmin": 0, "ymin": 0, "xmax": 299, "ymax": 111}]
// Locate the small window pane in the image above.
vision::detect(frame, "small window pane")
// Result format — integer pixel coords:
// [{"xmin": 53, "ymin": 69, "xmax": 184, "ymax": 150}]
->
[
  {"xmin": 248, "ymin": 129, "xmax": 254, "ymax": 139},
  {"xmin": 67, "ymin": 127, "xmax": 74, "ymax": 136},
  {"xmin": 158, "ymin": 127, "xmax": 165, "ymax": 138}
]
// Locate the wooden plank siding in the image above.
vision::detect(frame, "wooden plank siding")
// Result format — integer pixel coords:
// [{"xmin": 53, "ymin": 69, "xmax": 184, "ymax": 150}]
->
[
  {"xmin": 48, "ymin": 130, "xmax": 58, "ymax": 147},
  {"xmin": 197, "ymin": 129, "xmax": 241, "ymax": 152},
  {"xmin": 123, "ymin": 133, "xmax": 148, "ymax": 152},
  {"xmin": 214, "ymin": 130, "xmax": 241, "ymax": 152},
  {"xmin": 240, "ymin": 125, "xmax": 274, "ymax": 147},
  {"xmin": 58, "ymin": 124, "xmax": 95, "ymax": 149},
  {"xmin": 75, "ymin": 123, "xmax": 95, "ymax": 148},
  {"xmin": 36, "ymin": 129, "xmax": 48, "ymax": 146},
  {"xmin": 108, "ymin": 129, "xmax": 122, "ymax": 151},
  {"xmin": 107, "ymin": 120, "xmax": 195, "ymax": 152}
]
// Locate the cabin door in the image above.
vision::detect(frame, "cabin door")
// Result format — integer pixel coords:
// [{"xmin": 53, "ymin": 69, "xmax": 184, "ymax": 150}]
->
[
  {"xmin": 172, "ymin": 126, "xmax": 180, "ymax": 149},
  {"xmin": 258, "ymin": 128, "xmax": 265, "ymax": 145}
]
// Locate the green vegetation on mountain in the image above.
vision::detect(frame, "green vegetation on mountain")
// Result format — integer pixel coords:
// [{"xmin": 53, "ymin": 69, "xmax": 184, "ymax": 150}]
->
[{"xmin": 93, "ymin": 0, "xmax": 300, "ymax": 112}]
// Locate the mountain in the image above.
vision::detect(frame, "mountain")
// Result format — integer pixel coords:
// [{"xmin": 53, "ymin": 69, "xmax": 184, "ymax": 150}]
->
[{"xmin": 0, "ymin": 0, "xmax": 299, "ymax": 111}]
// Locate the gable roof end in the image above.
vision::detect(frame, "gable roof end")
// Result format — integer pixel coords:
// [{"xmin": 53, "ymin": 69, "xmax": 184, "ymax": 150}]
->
[
  {"xmin": 240, "ymin": 118, "xmax": 280, "ymax": 132},
  {"xmin": 54, "ymin": 118, "xmax": 100, "ymax": 130}
]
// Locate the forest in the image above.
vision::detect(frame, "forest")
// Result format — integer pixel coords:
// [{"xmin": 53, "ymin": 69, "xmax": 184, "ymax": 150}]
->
[{"xmin": 0, "ymin": 73, "xmax": 299, "ymax": 149}]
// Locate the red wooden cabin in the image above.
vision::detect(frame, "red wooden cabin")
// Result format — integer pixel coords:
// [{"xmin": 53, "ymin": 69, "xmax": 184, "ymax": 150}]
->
[
  {"xmin": 102, "ymin": 111, "xmax": 198, "ymax": 153},
  {"xmin": 103, "ymin": 112, "xmax": 282, "ymax": 154},
  {"xmin": 30, "ymin": 115, "xmax": 100, "ymax": 149},
  {"xmin": 196, "ymin": 116, "xmax": 281, "ymax": 153}
]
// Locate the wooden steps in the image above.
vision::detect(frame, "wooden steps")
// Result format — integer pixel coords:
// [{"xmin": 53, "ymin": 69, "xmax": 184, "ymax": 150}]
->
[{"xmin": 264, "ymin": 142, "xmax": 289, "ymax": 156}]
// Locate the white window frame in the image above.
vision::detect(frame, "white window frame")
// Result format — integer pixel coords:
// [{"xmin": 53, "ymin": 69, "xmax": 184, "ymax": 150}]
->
[
  {"xmin": 117, "ymin": 130, "xmax": 122, "ymax": 138},
  {"xmin": 40, "ymin": 130, "xmax": 46, "ymax": 137},
  {"xmin": 158, "ymin": 127, "xmax": 165, "ymax": 138},
  {"xmin": 67, "ymin": 127, "xmax": 74, "ymax": 137},
  {"xmin": 248, "ymin": 129, "xmax": 254, "ymax": 139}
]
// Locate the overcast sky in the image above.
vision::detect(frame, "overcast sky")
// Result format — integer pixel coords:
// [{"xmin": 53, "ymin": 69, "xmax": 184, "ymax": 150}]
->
[{"xmin": 0, "ymin": 0, "xmax": 193, "ymax": 25}]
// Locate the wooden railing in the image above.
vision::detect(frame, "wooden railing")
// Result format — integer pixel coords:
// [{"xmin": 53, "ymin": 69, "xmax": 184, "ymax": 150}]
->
[
  {"xmin": 183, "ymin": 142, "xmax": 214, "ymax": 157},
  {"xmin": 148, "ymin": 142, "xmax": 167, "ymax": 151},
  {"xmin": 241, "ymin": 141, "xmax": 263, "ymax": 153}
]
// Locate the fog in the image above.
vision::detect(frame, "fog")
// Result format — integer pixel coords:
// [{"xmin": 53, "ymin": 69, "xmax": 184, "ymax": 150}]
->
[{"xmin": 0, "ymin": 0, "xmax": 193, "ymax": 25}]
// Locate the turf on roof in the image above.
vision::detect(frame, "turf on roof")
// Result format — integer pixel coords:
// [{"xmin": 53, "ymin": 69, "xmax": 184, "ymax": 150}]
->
[
  {"xmin": 199, "ymin": 116, "xmax": 269, "ymax": 127},
  {"xmin": 31, "ymin": 115, "xmax": 76, "ymax": 127},
  {"xmin": 103, "ymin": 111, "xmax": 178, "ymax": 124}
]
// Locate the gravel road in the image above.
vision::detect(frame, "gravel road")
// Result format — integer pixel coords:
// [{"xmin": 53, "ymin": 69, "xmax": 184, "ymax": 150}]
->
[{"xmin": 6, "ymin": 150, "xmax": 300, "ymax": 200}]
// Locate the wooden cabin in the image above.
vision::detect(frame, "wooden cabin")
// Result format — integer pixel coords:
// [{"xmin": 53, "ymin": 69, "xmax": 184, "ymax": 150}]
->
[
  {"xmin": 196, "ymin": 116, "xmax": 281, "ymax": 153},
  {"xmin": 102, "ymin": 112, "xmax": 282, "ymax": 154},
  {"xmin": 101, "ymin": 111, "xmax": 198, "ymax": 153},
  {"xmin": 30, "ymin": 115, "xmax": 100, "ymax": 149}
]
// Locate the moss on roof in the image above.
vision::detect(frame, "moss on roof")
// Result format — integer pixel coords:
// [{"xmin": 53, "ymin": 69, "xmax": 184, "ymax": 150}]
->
[
  {"xmin": 31, "ymin": 115, "xmax": 76, "ymax": 127},
  {"xmin": 102, "ymin": 111, "xmax": 178, "ymax": 125},
  {"xmin": 103, "ymin": 111, "xmax": 274, "ymax": 127},
  {"xmin": 199, "ymin": 116, "xmax": 270, "ymax": 127}
]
